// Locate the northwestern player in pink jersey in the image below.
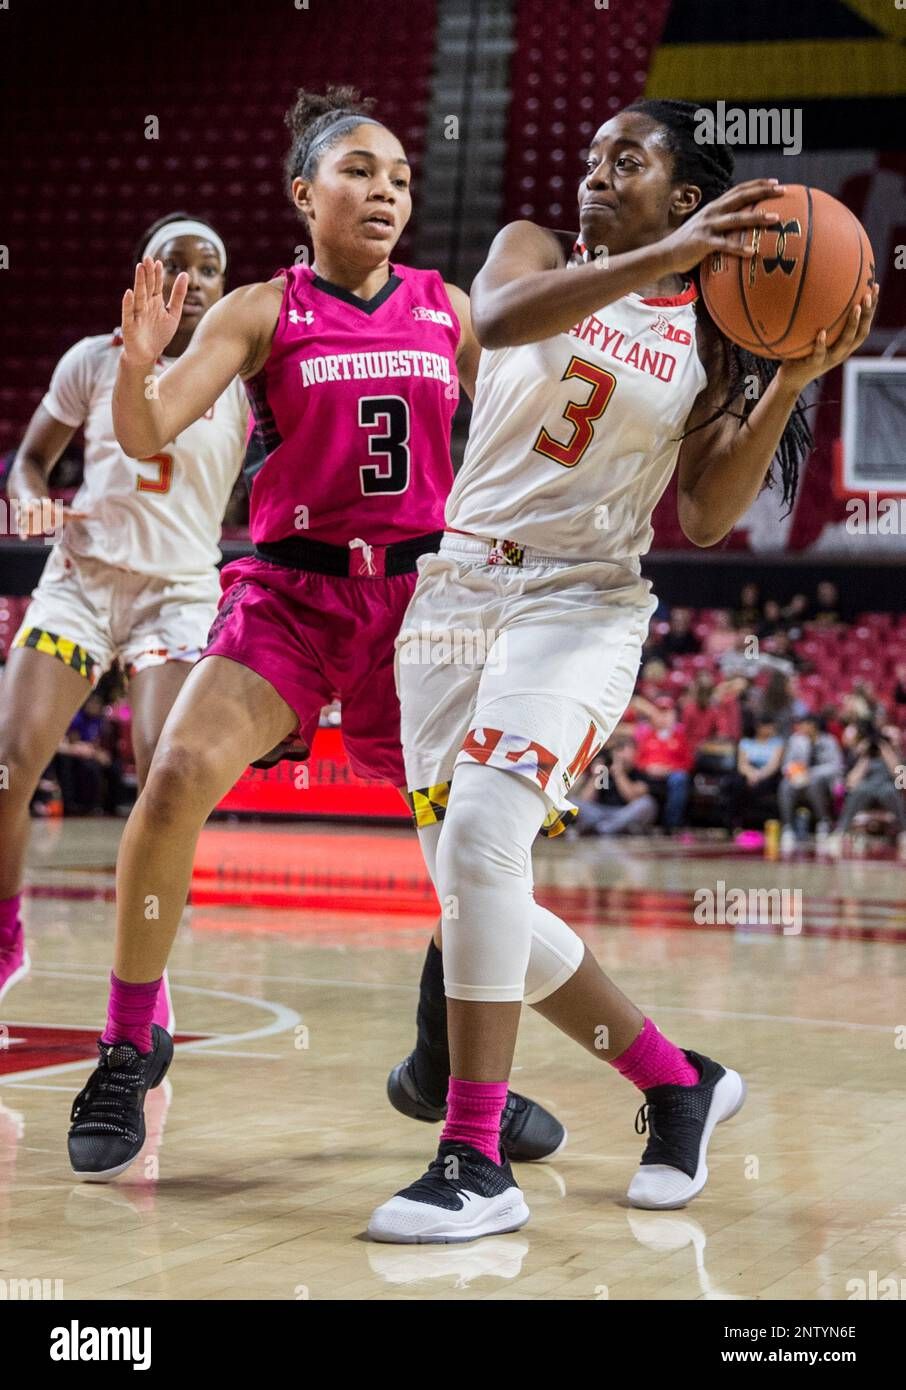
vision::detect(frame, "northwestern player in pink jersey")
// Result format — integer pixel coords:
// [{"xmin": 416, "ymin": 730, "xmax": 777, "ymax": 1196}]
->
[
  {"xmin": 368, "ymin": 100, "xmax": 877, "ymax": 1241},
  {"xmin": 66, "ymin": 88, "xmax": 563, "ymax": 1179}
]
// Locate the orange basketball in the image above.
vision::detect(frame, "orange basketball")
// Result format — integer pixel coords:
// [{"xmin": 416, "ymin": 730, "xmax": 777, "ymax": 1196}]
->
[{"xmin": 699, "ymin": 185, "xmax": 876, "ymax": 360}]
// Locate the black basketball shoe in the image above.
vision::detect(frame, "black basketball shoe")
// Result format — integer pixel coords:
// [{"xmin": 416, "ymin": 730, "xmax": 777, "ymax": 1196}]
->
[
  {"xmin": 387, "ymin": 1053, "xmax": 567, "ymax": 1162},
  {"xmin": 368, "ymin": 1140, "xmax": 530, "ymax": 1243},
  {"xmin": 627, "ymin": 1050, "xmax": 746, "ymax": 1209},
  {"xmin": 68, "ymin": 1025, "xmax": 174, "ymax": 1182}
]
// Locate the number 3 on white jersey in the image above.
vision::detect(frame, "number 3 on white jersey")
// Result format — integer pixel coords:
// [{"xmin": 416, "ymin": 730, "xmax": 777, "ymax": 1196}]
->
[
  {"xmin": 136, "ymin": 453, "xmax": 174, "ymax": 494},
  {"xmin": 533, "ymin": 357, "xmax": 617, "ymax": 468}
]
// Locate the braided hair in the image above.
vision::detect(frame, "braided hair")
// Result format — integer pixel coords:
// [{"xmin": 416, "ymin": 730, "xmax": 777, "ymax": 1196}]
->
[
  {"xmin": 283, "ymin": 85, "xmax": 381, "ymax": 208},
  {"xmin": 625, "ymin": 99, "xmax": 813, "ymax": 512}
]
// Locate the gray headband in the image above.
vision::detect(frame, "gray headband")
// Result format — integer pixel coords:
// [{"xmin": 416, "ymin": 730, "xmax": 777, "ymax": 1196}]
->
[{"xmin": 301, "ymin": 114, "xmax": 383, "ymax": 176}]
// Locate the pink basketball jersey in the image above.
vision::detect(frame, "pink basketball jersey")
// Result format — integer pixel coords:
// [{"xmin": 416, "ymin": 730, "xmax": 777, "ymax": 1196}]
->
[{"xmin": 244, "ymin": 263, "xmax": 460, "ymax": 547}]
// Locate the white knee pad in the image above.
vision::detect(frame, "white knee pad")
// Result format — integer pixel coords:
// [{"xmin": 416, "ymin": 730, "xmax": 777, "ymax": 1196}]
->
[
  {"xmin": 431, "ymin": 761, "xmax": 584, "ymax": 1003},
  {"xmin": 523, "ymin": 904, "xmax": 586, "ymax": 1005}
]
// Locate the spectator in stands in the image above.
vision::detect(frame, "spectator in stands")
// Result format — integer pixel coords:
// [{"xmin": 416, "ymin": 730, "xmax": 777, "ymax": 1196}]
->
[
  {"xmin": 703, "ymin": 609, "xmax": 739, "ymax": 658},
  {"xmin": 758, "ymin": 598, "xmax": 784, "ymax": 639},
  {"xmin": 782, "ymin": 593, "xmax": 809, "ymax": 631},
  {"xmin": 779, "ymin": 714, "xmax": 843, "ymax": 847},
  {"xmin": 840, "ymin": 689, "xmax": 875, "ymax": 733},
  {"xmin": 55, "ymin": 692, "xmax": 117, "ymax": 815},
  {"xmin": 679, "ymin": 672, "xmax": 743, "ymax": 749},
  {"xmin": 725, "ymin": 716, "xmax": 785, "ymax": 832},
  {"xmin": 575, "ymin": 733, "xmax": 657, "ymax": 837},
  {"xmin": 734, "ymin": 582, "xmax": 761, "ymax": 632},
  {"xmin": 752, "ymin": 670, "xmax": 807, "ymax": 737},
  {"xmin": 829, "ymin": 722, "xmax": 906, "ymax": 855},
  {"xmin": 634, "ymin": 698, "xmax": 693, "ymax": 831},
  {"xmin": 892, "ymin": 662, "xmax": 906, "ymax": 709},
  {"xmin": 638, "ymin": 657, "xmax": 669, "ymax": 694},
  {"xmin": 764, "ymin": 629, "xmax": 801, "ymax": 669},
  {"xmin": 813, "ymin": 581, "xmax": 841, "ymax": 626},
  {"xmin": 650, "ymin": 606, "xmax": 700, "ymax": 663}
]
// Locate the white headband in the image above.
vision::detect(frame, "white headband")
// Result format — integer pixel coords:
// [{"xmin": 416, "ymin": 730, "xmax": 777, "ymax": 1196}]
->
[{"xmin": 142, "ymin": 219, "xmax": 227, "ymax": 272}]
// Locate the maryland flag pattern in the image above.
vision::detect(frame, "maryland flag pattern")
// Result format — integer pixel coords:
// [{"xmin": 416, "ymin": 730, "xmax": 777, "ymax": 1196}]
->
[
  {"xmin": 13, "ymin": 626, "xmax": 98, "ymax": 683},
  {"xmin": 407, "ymin": 777, "xmax": 577, "ymax": 837},
  {"xmin": 407, "ymin": 781, "xmax": 451, "ymax": 828}
]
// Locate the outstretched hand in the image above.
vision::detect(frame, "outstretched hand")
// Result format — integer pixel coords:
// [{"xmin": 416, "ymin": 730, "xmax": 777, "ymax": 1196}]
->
[{"xmin": 120, "ymin": 256, "xmax": 188, "ymax": 367}]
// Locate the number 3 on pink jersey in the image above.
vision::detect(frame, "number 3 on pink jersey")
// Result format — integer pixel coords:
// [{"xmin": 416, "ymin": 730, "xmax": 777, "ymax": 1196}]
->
[
  {"xmin": 358, "ymin": 396, "xmax": 411, "ymax": 495},
  {"xmin": 136, "ymin": 453, "xmax": 174, "ymax": 494}
]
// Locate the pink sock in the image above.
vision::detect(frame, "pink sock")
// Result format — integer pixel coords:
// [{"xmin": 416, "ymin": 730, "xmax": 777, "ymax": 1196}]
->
[
  {"xmin": 441, "ymin": 1078, "xmax": 508, "ymax": 1165},
  {"xmin": 0, "ymin": 893, "xmax": 23, "ymax": 949},
  {"xmin": 609, "ymin": 1017, "xmax": 699, "ymax": 1091},
  {"xmin": 102, "ymin": 972, "xmax": 161, "ymax": 1054}
]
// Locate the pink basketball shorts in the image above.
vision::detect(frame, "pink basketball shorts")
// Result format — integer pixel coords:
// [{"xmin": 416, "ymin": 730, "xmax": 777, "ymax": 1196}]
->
[{"xmin": 200, "ymin": 555, "xmax": 415, "ymax": 785}]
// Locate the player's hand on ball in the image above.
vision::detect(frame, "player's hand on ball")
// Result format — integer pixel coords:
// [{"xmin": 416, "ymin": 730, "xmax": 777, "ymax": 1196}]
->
[
  {"xmin": 660, "ymin": 179, "xmax": 787, "ymax": 276},
  {"xmin": 121, "ymin": 256, "xmax": 188, "ymax": 367},
  {"xmin": 776, "ymin": 285, "xmax": 880, "ymax": 391}
]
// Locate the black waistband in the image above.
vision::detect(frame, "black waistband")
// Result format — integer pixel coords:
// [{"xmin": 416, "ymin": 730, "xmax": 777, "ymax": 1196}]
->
[{"xmin": 253, "ymin": 531, "xmax": 444, "ymax": 577}]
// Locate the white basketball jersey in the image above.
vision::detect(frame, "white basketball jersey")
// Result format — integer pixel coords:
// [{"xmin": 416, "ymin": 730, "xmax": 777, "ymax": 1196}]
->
[
  {"xmin": 446, "ymin": 270, "xmax": 708, "ymax": 565},
  {"xmin": 42, "ymin": 331, "xmax": 248, "ymax": 581}
]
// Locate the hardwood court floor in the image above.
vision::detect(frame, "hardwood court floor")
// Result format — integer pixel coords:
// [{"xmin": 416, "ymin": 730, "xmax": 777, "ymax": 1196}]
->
[{"xmin": 1, "ymin": 818, "xmax": 905, "ymax": 1301}]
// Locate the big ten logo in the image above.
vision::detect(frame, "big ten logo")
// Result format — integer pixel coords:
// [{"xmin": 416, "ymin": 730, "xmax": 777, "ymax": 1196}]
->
[
  {"xmin": 743, "ymin": 633, "xmax": 759, "ymax": 660},
  {"xmin": 744, "ymin": 1154, "xmax": 760, "ymax": 1180},
  {"xmin": 846, "ymin": 1271, "xmax": 906, "ymax": 1300},
  {"xmin": 292, "ymin": 763, "xmax": 309, "ymax": 791},
  {"xmin": 650, "ymin": 314, "xmax": 692, "ymax": 346},
  {"xmin": 293, "ymin": 245, "xmax": 311, "ymax": 267},
  {"xmin": 294, "ymin": 505, "xmax": 310, "ymax": 531},
  {"xmin": 443, "ymin": 115, "xmax": 460, "ymax": 141},
  {"xmin": 294, "ymin": 1024, "xmax": 310, "ymax": 1052},
  {"xmin": 593, "ymin": 1284, "xmax": 610, "ymax": 1299},
  {"xmin": 594, "ymin": 1024, "xmax": 610, "ymax": 1052},
  {"xmin": 442, "ymin": 894, "xmax": 460, "ymax": 921},
  {"xmin": 293, "ymin": 1284, "xmax": 311, "ymax": 1299}
]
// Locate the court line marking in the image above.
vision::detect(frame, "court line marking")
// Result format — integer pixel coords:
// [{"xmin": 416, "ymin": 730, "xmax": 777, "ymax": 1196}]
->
[
  {"xmin": 31, "ymin": 962, "xmax": 417, "ymax": 992},
  {"xmin": 14, "ymin": 963, "xmax": 892, "ymax": 1036},
  {"xmin": 0, "ymin": 975, "xmax": 301, "ymax": 1085}
]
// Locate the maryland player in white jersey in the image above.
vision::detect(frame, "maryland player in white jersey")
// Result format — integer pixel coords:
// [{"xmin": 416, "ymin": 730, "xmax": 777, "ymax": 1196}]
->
[
  {"xmin": 370, "ymin": 99, "xmax": 878, "ymax": 1243},
  {"xmin": 0, "ymin": 213, "xmax": 248, "ymax": 1021}
]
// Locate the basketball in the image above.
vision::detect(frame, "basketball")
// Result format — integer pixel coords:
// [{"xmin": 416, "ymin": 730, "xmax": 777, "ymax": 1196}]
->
[{"xmin": 700, "ymin": 185, "xmax": 876, "ymax": 360}]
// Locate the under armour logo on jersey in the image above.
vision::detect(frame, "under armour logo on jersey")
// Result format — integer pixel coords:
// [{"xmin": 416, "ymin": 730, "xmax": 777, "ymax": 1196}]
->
[
  {"xmin": 412, "ymin": 306, "xmax": 454, "ymax": 327},
  {"xmin": 649, "ymin": 314, "xmax": 692, "ymax": 346},
  {"xmin": 289, "ymin": 309, "xmax": 315, "ymax": 326}
]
